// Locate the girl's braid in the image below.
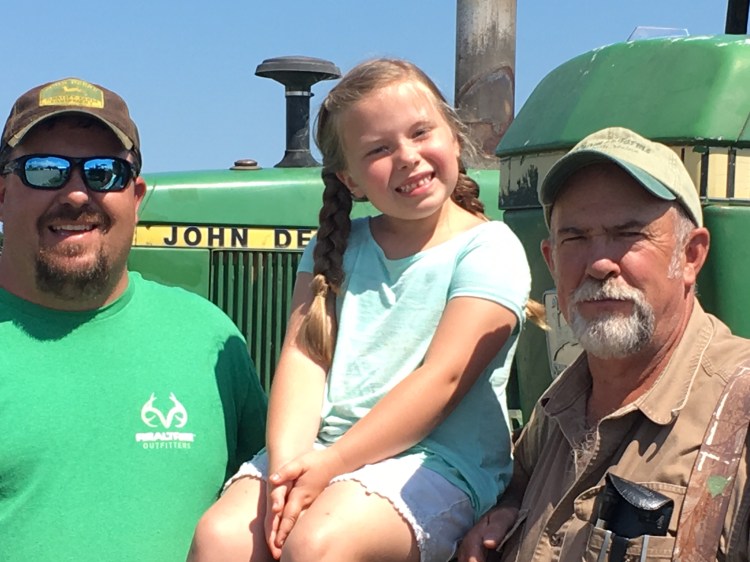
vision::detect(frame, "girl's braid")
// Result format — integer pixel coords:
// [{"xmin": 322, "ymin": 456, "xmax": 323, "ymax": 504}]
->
[
  {"xmin": 312, "ymin": 171, "xmax": 353, "ymax": 292},
  {"xmin": 297, "ymin": 172, "xmax": 352, "ymax": 364},
  {"xmin": 451, "ymin": 166, "xmax": 486, "ymax": 216}
]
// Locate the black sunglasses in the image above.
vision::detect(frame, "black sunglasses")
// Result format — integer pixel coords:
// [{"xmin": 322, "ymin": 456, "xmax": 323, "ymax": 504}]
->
[{"xmin": 0, "ymin": 154, "xmax": 138, "ymax": 192}]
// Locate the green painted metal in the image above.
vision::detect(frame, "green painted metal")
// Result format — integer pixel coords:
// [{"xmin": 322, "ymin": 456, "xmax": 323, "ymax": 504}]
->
[
  {"xmin": 470, "ymin": 169, "xmax": 504, "ymax": 220},
  {"xmin": 502, "ymin": 209, "xmax": 554, "ymax": 421},
  {"xmin": 498, "ymin": 35, "xmax": 750, "ymax": 159},
  {"xmin": 698, "ymin": 204, "xmax": 750, "ymax": 338},
  {"xmin": 139, "ymin": 168, "xmax": 350, "ymax": 226},
  {"xmin": 138, "ymin": 166, "xmax": 503, "ymax": 225}
]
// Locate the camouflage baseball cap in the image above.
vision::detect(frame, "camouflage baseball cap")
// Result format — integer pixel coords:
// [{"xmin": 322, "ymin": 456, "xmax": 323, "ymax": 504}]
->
[
  {"xmin": 1, "ymin": 77, "xmax": 141, "ymax": 168},
  {"xmin": 539, "ymin": 127, "xmax": 701, "ymax": 227}
]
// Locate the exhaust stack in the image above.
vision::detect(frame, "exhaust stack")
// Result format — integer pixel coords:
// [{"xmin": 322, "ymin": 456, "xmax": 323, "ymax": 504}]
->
[
  {"xmin": 455, "ymin": 0, "xmax": 516, "ymax": 169},
  {"xmin": 256, "ymin": 56, "xmax": 341, "ymax": 168}
]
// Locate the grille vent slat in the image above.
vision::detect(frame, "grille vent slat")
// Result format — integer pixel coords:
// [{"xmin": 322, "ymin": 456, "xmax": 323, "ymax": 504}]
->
[{"xmin": 211, "ymin": 250, "xmax": 302, "ymax": 392}]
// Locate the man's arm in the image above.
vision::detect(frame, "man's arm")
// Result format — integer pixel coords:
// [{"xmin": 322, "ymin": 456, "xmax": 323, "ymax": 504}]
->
[
  {"xmin": 222, "ymin": 333, "xmax": 268, "ymax": 473},
  {"xmin": 458, "ymin": 398, "xmax": 549, "ymax": 562},
  {"xmin": 457, "ymin": 466, "xmax": 529, "ymax": 562}
]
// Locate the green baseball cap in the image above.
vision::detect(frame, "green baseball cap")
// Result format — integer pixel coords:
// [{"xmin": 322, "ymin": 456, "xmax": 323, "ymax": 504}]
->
[{"xmin": 538, "ymin": 127, "xmax": 702, "ymax": 227}]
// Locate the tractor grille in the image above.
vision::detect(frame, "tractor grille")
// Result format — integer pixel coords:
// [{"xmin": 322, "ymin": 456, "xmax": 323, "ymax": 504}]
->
[{"xmin": 210, "ymin": 250, "xmax": 301, "ymax": 391}]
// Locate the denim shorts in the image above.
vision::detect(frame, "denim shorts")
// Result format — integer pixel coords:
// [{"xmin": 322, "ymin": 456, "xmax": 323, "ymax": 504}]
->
[{"xmin": 226, "ymin": 451, "xmax": 475, "ymax": 562}]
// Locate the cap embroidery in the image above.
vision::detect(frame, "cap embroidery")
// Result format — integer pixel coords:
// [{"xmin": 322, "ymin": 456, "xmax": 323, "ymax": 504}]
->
[
  {"xmin": 579, "ymin": 137, "xmax": 652, "ymax": 154},
  {"xmin": 38, "ymin": 79, "xmax": 104, "ymax": 109}
]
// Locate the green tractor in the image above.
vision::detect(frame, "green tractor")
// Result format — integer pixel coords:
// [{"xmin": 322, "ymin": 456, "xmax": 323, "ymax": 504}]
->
[{"xmin": 129, "ymin": 14, "xmax": 750, "ymax": 427}]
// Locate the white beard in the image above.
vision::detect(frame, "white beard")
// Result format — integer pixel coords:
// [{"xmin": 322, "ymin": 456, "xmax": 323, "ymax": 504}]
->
[{"xmin": 567, "ymin": 278, "xmax": 655, "ymax": 359}]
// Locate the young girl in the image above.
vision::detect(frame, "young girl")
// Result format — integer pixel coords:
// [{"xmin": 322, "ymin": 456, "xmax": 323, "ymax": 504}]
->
[{"xmin": 188, "ymin": 58, "xmax": 539, "ymax": 562}]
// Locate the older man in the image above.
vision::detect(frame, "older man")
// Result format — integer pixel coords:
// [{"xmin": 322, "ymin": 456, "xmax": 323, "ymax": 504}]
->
[
  {"xmin": 459, "ymin": 127, "xmax": 750, "ymax": 561},
  {"xmin": 0, "ymin": 78, "xmax": 266, "ymax": 561}
]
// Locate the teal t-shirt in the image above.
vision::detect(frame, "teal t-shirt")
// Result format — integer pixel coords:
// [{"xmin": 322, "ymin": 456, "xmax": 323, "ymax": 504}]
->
[
  {"xmin": 299, "ymin": 218, "xmax": 531, "ymax": 517},
  {"xmin": 0, "ymin": 272, "xmax": 267, "ymax": 561}
]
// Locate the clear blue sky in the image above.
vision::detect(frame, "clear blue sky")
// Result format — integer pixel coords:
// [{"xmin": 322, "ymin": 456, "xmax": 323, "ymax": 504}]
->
[{"xmin": 0, "ymin": 1, "xmax": 725, "ymax": 173}]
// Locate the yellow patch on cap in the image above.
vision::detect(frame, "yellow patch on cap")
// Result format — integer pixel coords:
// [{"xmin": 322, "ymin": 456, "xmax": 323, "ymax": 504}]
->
[{"xmin": 38, "ymin": 79, "xmax": 104, "ymax": 109}]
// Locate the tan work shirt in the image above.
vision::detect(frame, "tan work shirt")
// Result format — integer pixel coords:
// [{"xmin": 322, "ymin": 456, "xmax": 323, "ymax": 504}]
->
[{"xmin": 499, "ymin": 303, "xmax": 750, "ymax": 561}]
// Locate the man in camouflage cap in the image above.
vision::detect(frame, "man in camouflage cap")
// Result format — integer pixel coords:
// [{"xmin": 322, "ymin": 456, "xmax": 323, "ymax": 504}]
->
[{"xmin": 460, "ymin": 127, "xmax": 750, "ymax": 562}]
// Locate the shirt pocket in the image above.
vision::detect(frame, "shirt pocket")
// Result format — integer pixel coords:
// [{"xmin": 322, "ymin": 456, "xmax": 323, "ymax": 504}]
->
[
  {"xmin": 584, "ymin": 527, "xmax": 675, "ymax": 561},
  {"xmin": 574, "ymin": 482, "xmax": 686, "ymax": 562}
]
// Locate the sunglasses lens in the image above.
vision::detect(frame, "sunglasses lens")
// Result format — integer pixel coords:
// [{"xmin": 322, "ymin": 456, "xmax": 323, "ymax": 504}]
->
[
  {"xmin": 13, "ymin": 155, "xmax": 132, "ymax": 191},
  {"xmin": 82, "ymin": 158, "xmax": 129, "ymax": 192},
  {"xmin": 23, "ymin": 156, "xmax": 70, "ymax": 189}
]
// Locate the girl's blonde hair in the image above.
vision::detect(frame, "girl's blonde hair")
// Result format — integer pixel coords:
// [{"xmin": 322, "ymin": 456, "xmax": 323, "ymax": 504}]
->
[{"xmin": 299, "ymin": 58, "xmax": 544, "ymax": 365}]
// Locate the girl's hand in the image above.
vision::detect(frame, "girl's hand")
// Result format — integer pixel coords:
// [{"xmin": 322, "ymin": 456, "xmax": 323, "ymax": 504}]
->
[
  {"xmin": 268, "ymin": 448, "xmax": 347, "ymax": 550},
  {"xmin": 264, "ymin": 482, "xmax": 290, "ymax": 559}
]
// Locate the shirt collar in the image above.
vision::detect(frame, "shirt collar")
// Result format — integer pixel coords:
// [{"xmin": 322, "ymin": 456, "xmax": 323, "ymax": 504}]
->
[
  {"xmin": 635, "ymin": 301, "xmax": 713, "ymax": 424},
  {"xmin": 541, "ymin": 301, "xmax": 714, "ymax": 426}
]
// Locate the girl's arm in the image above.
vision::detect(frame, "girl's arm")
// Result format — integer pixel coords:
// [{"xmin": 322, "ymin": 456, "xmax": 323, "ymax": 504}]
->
[
  {"xmin": 271, "ymin": 295, "xmax": 518, "ymax": 543},
  {"xmin": 266, "ymin": 272, "xmax": 329, "ymax": 472},
  {"xmin": 329, "ymin": 294, "xmax": 517, "ymax": 466},
  {"xmin": 265, "ymin": 272, "xmax": 329, "ymax": 557}
]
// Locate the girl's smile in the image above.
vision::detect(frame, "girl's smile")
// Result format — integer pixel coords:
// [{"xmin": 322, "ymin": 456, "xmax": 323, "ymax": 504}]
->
[{"xmin": 395, "ymin": 171, "xmax": 434, "ymax": 195}]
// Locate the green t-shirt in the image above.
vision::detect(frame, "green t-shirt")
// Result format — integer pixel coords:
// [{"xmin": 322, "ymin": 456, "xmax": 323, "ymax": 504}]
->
[{"xmin": 0, "ymin": 272, "xmax": 267, "ymax": 561}]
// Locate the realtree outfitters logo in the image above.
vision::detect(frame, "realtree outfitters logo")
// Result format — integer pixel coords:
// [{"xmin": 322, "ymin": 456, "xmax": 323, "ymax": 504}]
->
[{"xmin": 135, "ymin": 393, "xmax": 195, "ymax": 450}]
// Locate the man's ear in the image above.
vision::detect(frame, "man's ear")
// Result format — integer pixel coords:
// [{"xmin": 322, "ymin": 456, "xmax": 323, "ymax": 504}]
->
[
  {"xmin": 682, "ymin": 226, "xmax": 710, "ymax": 285},
  {"xmin": 133, "ymin": 176, "xmax": 147, "ymax": 217},
  {"xmin": 336, "ymin": 171, "xmax": 364, "ymax": 200},
  {"xmin": 541, "ymin": 238, "xmax": 555, "ymax": 275}
]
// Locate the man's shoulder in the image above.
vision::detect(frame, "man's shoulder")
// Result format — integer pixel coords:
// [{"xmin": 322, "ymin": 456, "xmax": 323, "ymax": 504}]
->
[
  {"xmin": 701, "ymin": 312, "xmax": 750, "ymax": 382},
  {"xmin": 131, "ymin": 272, "xmax": 207, "ymax": 304},
  {"xmin": 129, "ymin": 272, "xmax": 238, "ymax": 328}
]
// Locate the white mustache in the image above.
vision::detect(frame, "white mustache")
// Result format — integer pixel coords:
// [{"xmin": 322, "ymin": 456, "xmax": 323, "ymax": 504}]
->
[{"xmin": 571, "ymin": 278, "xmax": 644, "ymax": 305}]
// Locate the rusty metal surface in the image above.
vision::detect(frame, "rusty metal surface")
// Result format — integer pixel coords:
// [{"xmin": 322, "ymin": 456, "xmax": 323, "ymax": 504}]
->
[{"xmin": 455, "ymin": 0, "xmax": 516, "ymax": 168}]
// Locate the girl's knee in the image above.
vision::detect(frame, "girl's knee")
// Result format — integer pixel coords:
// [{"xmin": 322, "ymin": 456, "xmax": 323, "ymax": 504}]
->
[
  {"xmin": 187, "ymin": 497, "xmax": 268, "ymax": 562},
  {"xmin": 188, "ymin": 509, "xmax": 248, "ymax": 561},
  {"xmin": 281, "ymin": 516, "xmax": 342, "ymax": 562}
]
